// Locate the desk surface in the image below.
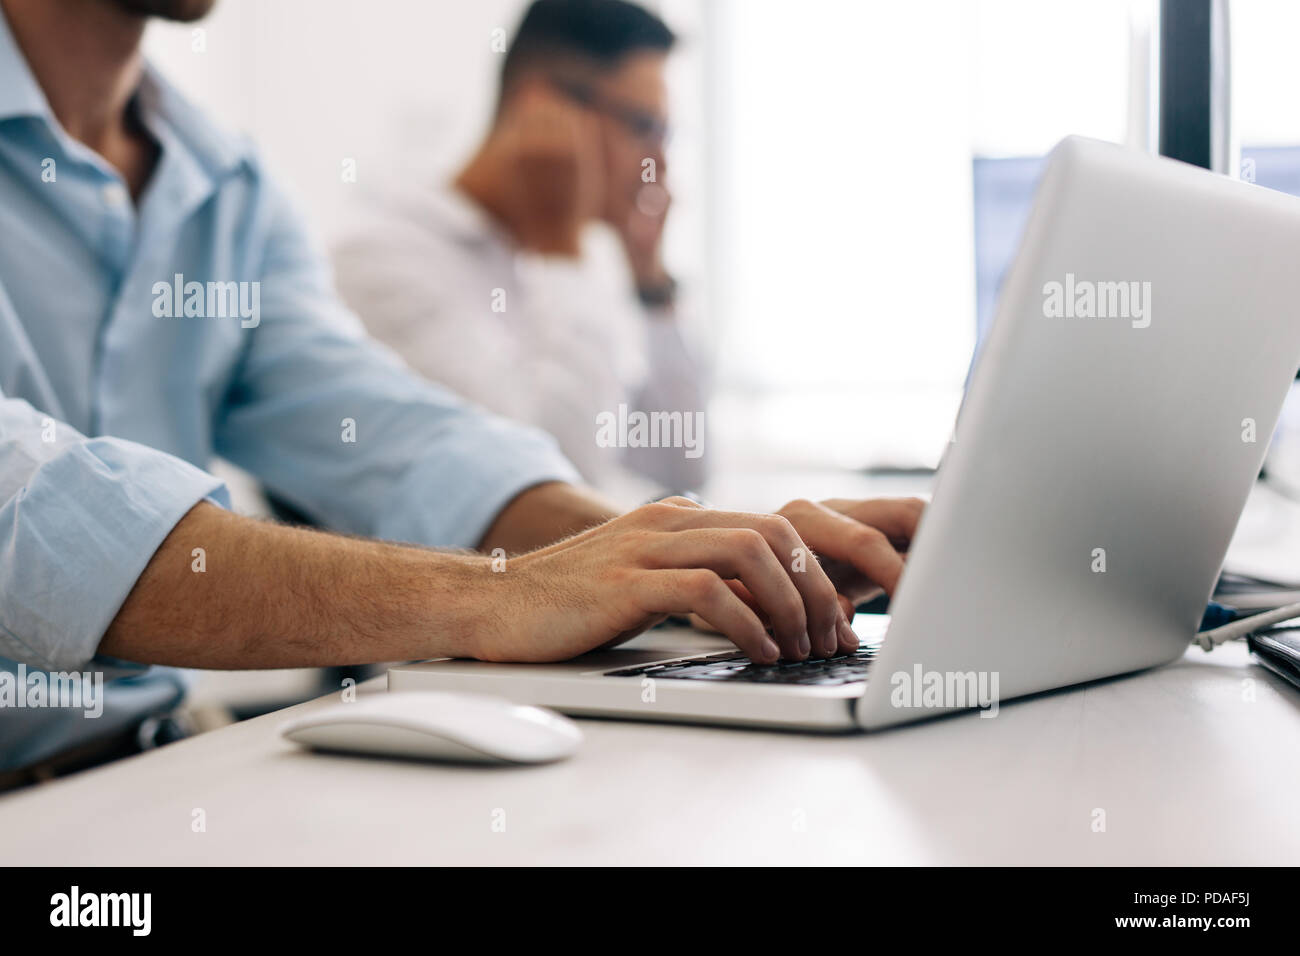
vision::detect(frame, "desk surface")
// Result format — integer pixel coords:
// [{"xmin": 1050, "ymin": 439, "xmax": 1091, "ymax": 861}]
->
[{"xmin": 2, "ymin": 635, "xmax": 1297, "ymax": 866}]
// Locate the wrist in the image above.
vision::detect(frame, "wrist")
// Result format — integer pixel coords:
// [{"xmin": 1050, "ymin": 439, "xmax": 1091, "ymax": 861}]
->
[
  {"xmin": 435, "ymin": 550, "xmax": 505, "ymax": 661},
  {"xmin": 628, "ymin": 252, "xmax": 668, "ymax": 284},
  {"xmin": 636, "ymin": 272, "xmax": 677, "ymax": 308},
  {"xmin": 478, "ymin": 481, "xmax": 619, "ymax": 553}
]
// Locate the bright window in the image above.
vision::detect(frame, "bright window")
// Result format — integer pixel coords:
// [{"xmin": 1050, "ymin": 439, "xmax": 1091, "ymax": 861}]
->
[{"xmin": 705, "ymin": 0, "xmax": 1147, "ymax": 470}]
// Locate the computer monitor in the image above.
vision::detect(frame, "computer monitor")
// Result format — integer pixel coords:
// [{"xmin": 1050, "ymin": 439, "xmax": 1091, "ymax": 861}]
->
[{"xmin": 970, "ymin": 145, "xmax": 1300, "ymax": 379}]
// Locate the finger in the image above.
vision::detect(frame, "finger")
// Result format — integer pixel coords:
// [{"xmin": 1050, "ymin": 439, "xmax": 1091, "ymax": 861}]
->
[
  {"xmin": 638, "ymin": 569, "xmax": 779, "ymax": 663},
  {"xmin": 630, "ymin": 500, "xmax": 840, "ymax": 655},
  {"xmin": 818, "ymin": 497, "xmax": 925, "ymax": 549},
  {"xmin": 639, "ymin": 529, "xmax": 811, "ymax": 659},
  {"xmin": 726, "ymin": 579, "xmax": 764, "ymax": 618},
  {"xmin": 685, "ymin": 612, "xmax": 717, "ymax": 633},
  {"xmin": 723, "ymin": 577, "xmax": 859, "ymax": 652},
  {"xmin": 691, "ymin": 580, "xmax": 769, "ymax": 632},
  {"xmin": 656, "ymin": 495, "xmax": 705, "ymax": 509},
  {"xmin": 837, "ymin": 608, "xmax": 857, "ymax": 655},
  {"xmin": 837, "ymin": 593, "xmax": 855, "ymax": 620},
  {"xmin": 785, "ymin": 501, "xmax": 908, "ymax": 596},
  {"xmin": 660, "ymin": 509, "xmax": 842, "ymax": 657}
]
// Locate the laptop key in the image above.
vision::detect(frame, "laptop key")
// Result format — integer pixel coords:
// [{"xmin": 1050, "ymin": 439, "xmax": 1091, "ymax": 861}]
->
[{"xmin": 605, "ymin": 650, "xmax": 873, "ymax": 685}]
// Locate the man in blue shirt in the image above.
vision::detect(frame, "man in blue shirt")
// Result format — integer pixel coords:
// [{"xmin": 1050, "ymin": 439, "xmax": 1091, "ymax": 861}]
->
[{"xmin": 0, "ymin": 0, "xmax": 922, "ymax": 779}]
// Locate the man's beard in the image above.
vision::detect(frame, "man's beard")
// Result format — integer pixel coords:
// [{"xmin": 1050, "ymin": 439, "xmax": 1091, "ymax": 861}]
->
[{"xmin": 110, "ymin": 0, "xmax": 218, "ymax": 22}]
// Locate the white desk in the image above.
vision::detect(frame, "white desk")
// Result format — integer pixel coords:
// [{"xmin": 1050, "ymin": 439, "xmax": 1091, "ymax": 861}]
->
[
  {"xmin": 5, "ymin": 475, "xmax": 1298, "ymax": 866},
  {"xmin": 2, "ymin": 635, "xmax": 1297, "ymax": 866}
]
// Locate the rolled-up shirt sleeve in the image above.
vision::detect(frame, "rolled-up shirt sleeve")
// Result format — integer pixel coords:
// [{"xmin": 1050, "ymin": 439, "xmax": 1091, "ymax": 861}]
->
[
  {"xmin": 214, "ymin": 184, "xmax": 581, "ymax": 549},
  {"xmin": 0, "ymin": 393, "xmax": 228, "ymax": 671}
]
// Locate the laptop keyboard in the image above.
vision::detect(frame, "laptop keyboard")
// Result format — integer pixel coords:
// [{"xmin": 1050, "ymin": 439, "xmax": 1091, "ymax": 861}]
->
[{"xmin": 605, "ymin": 643, "xmax": 879, "ymax": 686}]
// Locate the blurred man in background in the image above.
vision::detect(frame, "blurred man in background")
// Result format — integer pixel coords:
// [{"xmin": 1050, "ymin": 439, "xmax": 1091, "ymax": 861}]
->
[{"xmin": 334, "ymin": 0, "xmax": 704, "ymax": 499}]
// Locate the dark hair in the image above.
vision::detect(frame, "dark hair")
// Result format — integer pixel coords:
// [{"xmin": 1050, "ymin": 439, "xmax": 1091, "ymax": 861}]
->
[{"xmin": 501, "ymin": 0, "xmax": 676, "ymax": 98}]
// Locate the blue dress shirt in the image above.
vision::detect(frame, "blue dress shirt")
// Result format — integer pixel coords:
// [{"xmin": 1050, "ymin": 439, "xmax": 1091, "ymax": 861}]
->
[{"xmin": 0, "ymin": 11, "xmax": 579, "ymax": 769}]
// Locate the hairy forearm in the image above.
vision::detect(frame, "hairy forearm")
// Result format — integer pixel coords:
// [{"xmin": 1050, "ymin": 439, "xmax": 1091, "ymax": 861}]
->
[
  {"xmin": 101, "ymin": 482, "xmax": 619, "ymax": 670},
  {"xmin": 100, "ymin": 502, "xmax": 491, "ymax": 669},
  {"xmin": 477, "ymin": 481, "xmax": 621, "ymax": 554},
  {"xmin": 96, "ymin": 488, "xmax": 923, "ymax": 671}
]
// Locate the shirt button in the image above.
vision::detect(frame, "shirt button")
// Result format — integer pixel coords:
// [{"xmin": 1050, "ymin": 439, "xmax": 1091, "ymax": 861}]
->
[{"xmin": 100, "ymin": 182, "xmax": 128, "ymax": 207}]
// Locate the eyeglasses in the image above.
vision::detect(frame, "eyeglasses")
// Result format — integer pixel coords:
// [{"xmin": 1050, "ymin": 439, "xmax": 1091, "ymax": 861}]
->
[{"xmin": 550, "ymin": 76, "xmax": 671, "ymax": 147}]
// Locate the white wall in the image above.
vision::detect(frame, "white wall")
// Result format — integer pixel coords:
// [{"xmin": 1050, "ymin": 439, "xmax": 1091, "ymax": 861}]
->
[
  {"xmin": 145, "ymin": 0, "xmax": 533, "ymax": 239},
  {"xmin": 970, "ymin": 0, "xmax": 1144, "ymax": 156}
]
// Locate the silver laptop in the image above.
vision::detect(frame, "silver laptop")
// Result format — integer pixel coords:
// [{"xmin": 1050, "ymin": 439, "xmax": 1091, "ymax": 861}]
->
[{"xmin": 390, "ymin": 136, "xmax": 1300, "ymax": 731}]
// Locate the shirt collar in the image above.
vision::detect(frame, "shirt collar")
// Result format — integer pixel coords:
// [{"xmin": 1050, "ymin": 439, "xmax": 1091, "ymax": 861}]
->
[
  {"xmin": 0, "ymin": 5, "xmax": 53, "ymax": 121},
  {"xmin": 135, "ymin": 61, "xmax": 252, "ymax": 180}
]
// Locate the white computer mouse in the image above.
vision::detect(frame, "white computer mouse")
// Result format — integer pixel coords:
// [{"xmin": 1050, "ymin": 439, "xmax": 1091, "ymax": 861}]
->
[{"xmin": 280, "ymin": 691, "xmax": 583, "ymax": 764}]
